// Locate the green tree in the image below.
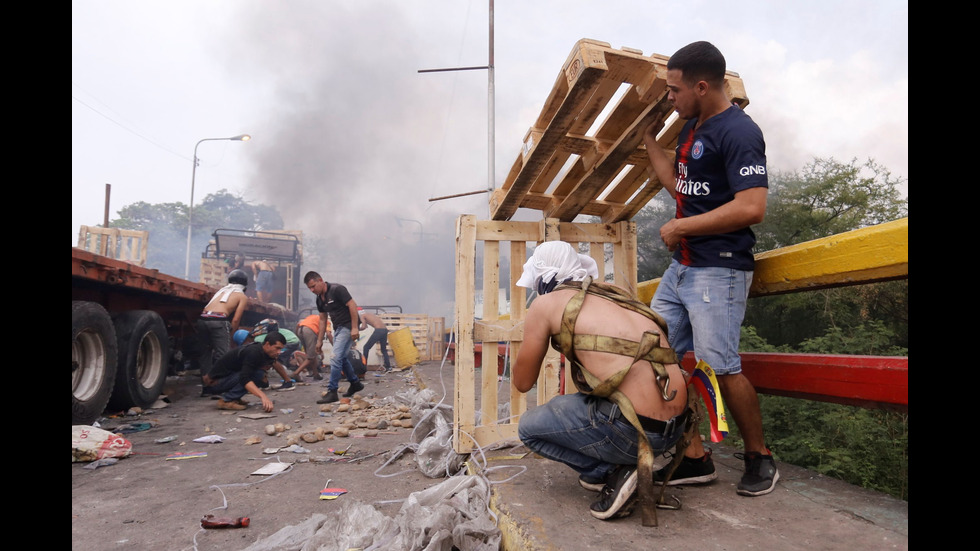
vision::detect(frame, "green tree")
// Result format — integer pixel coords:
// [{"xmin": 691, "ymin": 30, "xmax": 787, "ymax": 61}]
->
[
  {"xmin": 110, "ymin": 190, "xmax": 283, "ymax": 279},
  {"xmin": 633, "ymin": 197, "xmax": 675, "ymax": 282},
  {"xmin": 754, "ymin": 158, "xmax": 907, "ymax": 250}
]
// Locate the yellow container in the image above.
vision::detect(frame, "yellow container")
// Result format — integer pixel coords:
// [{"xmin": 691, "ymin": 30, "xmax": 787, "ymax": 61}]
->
[{"xmin": 389, "ymin": 327, "xmax": 420, "ymax": 368}]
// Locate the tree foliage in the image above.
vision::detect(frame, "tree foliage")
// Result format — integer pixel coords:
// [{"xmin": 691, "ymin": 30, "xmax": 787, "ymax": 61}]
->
[
  {"xmin": 110, "ymin": 190, "xmax": 283, "ymax": 278},
  {"xmin": 754, "ymin": 158, "xmax": 907, "ymax": 250}
]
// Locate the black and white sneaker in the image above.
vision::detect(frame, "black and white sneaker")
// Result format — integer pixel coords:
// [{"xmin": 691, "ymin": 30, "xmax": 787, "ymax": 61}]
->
[
  {"xmin": 653, "ymin": 449, "xmax": 718, "ymax": 485},
  {"xmin": 589, "ymin": 465, "xmax": 638, "ymax": 520},
  {"xmin": 735, "ymin": 451, "xmax": 779, "ymax": 496},
  {"xmin": 579, "ymin": 474, "xmax": 606, "ymax": 492}
]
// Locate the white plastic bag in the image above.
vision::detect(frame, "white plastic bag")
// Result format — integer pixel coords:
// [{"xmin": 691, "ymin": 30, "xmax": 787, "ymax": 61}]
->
[{"xmin": 72, "ymin": 425, "xmax": 132, "ymax": 462}]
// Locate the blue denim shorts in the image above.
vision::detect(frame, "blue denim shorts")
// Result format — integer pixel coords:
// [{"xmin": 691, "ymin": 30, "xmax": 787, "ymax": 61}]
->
[{"xmin": 650, "ymin": 260, "xmax": 752, "ymax": 375}]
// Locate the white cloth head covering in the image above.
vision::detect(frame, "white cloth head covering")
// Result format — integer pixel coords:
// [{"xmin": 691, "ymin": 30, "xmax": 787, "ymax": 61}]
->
[{"xmin": 516, "ymin": 241, "xmax": 600, "ymax": 290}]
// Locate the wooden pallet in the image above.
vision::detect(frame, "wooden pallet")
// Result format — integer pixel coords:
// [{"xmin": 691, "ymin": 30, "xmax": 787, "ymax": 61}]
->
[
  {"xmin": 490, "ymin": 39, "xmax": 749, "ymax": 223},
  {"xmin": 379, "ymin": 313, "xmax": 446, "ymax": 361},
  {"xmin": 453, "ymin": 215, "xmax": 637, "ymax": 454},
  {"xmin": 77, "ymin": 226, "xmax": 149, "ymax": 266}
]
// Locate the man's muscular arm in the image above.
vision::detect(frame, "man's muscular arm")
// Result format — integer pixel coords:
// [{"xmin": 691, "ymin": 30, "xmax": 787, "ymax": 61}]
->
[
  {"xmin": 513, "ymin": 299, "xmax": 554, "ymax": 393},
  {"xmin": 230, "ymin": 294, "xmax": 248, "ymax": 333},
  {"xmin": 643, "ymin": 119, "xmax": 677, "ymax": 198},
  {"xmin": 317, "ymin": 312, "xmax": 329, "ymax": 352},
  {"xmin": 660, "ymin": 187, "xmax": 767, "ymax": 251},
  {"xmin": 347, "ymin": 299, "xmax": 360, "ymax": 341}
]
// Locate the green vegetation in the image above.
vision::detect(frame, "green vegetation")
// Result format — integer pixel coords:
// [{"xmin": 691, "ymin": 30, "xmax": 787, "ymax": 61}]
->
[{"xmin": 110, "ymin": 190, "xmax": 283, "ymax": 278}]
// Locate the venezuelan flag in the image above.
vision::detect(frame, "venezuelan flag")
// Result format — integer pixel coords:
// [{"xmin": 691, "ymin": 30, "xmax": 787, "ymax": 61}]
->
[{"xmin": 690, "ymin": 360, "xmax": 729, "ymax": 442}]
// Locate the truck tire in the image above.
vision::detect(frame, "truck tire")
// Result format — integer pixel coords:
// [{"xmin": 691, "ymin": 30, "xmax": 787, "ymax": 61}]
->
[
  {"xmin": 108, "ymin": 310, "xmax": 170, "ymax": 410},
  {"xmin": 72, "ymin": 301, "xmax": 118, "ymax": 424}
]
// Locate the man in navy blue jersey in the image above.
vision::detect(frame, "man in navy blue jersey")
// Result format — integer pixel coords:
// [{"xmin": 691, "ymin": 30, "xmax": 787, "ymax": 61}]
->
[{"xmin": 643, "ymin": 41, "xmax": 778, "ymax": 496}]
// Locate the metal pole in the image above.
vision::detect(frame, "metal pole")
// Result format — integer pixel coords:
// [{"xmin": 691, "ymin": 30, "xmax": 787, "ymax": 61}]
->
[
  {"xmin": 184, "ymin": 135, "xmax": 250, "ymax": 280},
  {"xmin": 103, "ymin": 184, "xmax": 111, "ymax": 228},
  {"xmin": 488, "ymin": 0, "xmax": 495, "ymax": 209}
]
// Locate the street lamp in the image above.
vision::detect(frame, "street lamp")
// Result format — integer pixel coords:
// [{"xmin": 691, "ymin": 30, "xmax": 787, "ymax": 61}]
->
[{"xmin": 184, "ymin": 134, "xmax": 251, "ymax": 280}]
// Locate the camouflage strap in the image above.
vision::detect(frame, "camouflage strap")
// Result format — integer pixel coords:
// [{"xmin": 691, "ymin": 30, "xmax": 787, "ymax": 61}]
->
[{"xmin": 551, "ymin": 277, "xmax": 681, "ymax": 526}]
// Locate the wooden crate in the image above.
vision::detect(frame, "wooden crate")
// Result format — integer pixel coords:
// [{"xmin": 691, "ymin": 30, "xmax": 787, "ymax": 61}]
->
[
  {"xmin": 379, "ymin": 313, "xmax": 445, "ymax": 362},
  {"xmin": 490, "ymin": 39, "xmax": 749, "ymax": 223},
  {"xmin": 77, "ymin": 226, "xmax": 148, "ymax": 266},
  {"xmin": 453, "ymin": 215, "xmax": 637, "ymax": 453}
]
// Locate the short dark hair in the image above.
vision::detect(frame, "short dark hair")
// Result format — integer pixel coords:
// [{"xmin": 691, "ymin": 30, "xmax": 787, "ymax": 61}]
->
[
  {"xmin": 263, "ymin": 331, "xmax": 287, "ymax": 346},
  {"xmin": 667, "ymin": 41, "xmax": 726, "ymax": 87},
  {"xmin": 303, "ymin": 271, "xmax": 322, "ymax": 284}
]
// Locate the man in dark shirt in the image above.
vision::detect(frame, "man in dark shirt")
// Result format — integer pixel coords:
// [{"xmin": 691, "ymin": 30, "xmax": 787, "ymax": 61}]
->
[
  {"xmin": 202, "ymin": 331, "xmax": 287, "ymax": 412},
  {"xmin": 643, "ymin": 41, "xmax": 776, "ymax": 496},
  {"xmin": 304, "ymin": 271, "xmax": 364, "ymax": 404}
]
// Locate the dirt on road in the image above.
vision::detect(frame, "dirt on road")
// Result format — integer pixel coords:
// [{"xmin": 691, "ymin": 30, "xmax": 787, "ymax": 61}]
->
[{"xmin": 71, "ymin": 361, "xmax": 470, "ymax": 551}]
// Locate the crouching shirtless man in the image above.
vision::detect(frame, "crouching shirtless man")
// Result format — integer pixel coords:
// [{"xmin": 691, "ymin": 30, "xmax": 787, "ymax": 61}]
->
[{"xmin": 513, "ymin": 242, "xmax": 688, "ymax": 521}]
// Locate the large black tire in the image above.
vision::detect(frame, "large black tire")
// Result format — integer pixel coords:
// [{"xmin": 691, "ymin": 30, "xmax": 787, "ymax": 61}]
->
[
  {"xmin": 107, "ymin": 310, "xmax": 170, "ymax": 410},
  {"xmin": 72, "ymin": 301, "xmax": 118, "ymax": 424}
]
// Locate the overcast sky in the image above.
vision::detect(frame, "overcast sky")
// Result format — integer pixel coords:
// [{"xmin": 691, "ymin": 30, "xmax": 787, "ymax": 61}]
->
[{"xmin": 72, "ymin": 0, "xmax": 907, "ymax": 313}]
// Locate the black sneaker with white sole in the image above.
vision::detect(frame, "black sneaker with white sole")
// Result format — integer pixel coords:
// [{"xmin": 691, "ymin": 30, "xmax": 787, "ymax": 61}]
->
[
  {"xmin": 653, "ymin": 449, "xmax": 718, "ymax": 486},
  {"xmin": 589, "ymin": 465, "xmax": 638, "ymax": 520},
  {"xmin": 579, "ymin": 474, "xmax": 605, "ymax": 492},
  {"xmin": 735, "ymin": 451, "xmax": 779, "ymax": 496}
]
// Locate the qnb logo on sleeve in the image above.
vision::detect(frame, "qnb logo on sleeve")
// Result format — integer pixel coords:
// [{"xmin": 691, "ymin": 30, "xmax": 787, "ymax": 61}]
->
[{"xmin": 739, "ymin": 165, "xmax": 766, "ymax": 177}]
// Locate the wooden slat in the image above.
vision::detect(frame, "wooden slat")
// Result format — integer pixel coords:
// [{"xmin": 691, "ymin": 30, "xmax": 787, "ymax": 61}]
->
[
  {"xmin": 481, "ymin": 240, "xmax": 500, "ymax": 427},
  {"xmin": 509, "ymin": 241, "xmax": 528, "ymax": 423},
  {"xmin": 453, "ymin": 215, "xmax": 478, "ymax": 453},
  {"xmin": 490, "ymin": 41, "xmax": 611, "ymax": 220},
  {"xmin": 473, "ymin": 319, "xmax": 524, "ymax": 343},
  {"xmin": 475, "ymin": 220, "xmax": 540, "ymax": 242},
  {"xmin": 547, "ymin": 101, "xmax": 673, "ymax": 221}
]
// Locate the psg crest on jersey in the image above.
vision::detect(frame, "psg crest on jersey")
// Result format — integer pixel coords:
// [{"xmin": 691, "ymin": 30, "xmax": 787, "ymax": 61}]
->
[{"xmin": 692, "ymin": 140, "xmax": 704, "ymax": 160}]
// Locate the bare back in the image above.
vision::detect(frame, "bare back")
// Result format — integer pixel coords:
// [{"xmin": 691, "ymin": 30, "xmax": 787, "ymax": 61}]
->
[
  {"xmin": 360, "ymin": 312, "xmax": 385, "ymax": 329},
  {"xmin": 535, "ymin": 288, "xmax": 687, "ymax": 420}
]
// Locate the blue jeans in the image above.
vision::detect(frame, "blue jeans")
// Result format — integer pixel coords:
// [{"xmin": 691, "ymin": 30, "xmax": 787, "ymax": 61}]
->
[
  {"xmin": 518, "ymin": 393, "xmax": 685, "ymax": 481},
  {"xmin": 651, "ymin": 260, "xmax": 752, "ymax": 375},
  {"xmin": 327, "ymin": 327, "xmax": 361, "ymax": 391},
  {"xmin": 362, "ymin": 327, "xmax": 391, "ymax": 369},
  {"xmin": 208, "ymin": 369, "xmax": 265, "ymax": 401}
]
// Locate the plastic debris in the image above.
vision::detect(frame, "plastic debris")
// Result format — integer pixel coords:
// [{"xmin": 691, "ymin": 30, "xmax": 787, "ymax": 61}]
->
[
  {"xmin": 193, "ymin": 435, "xmax": 225, "ymax": 444},
  {"xmin": 281, "ymin": 444, "xmax": 310, "ymax": 454},
  {"xmin": 242, "ymin": 475, "xmax": 499, "ymax": 551},
  {"xmin": 165, "ymin": 451, "xmax": 207, "ymax": 460},
  {"xmin": 115, "ymin": 422, "xmax": 153, "ymax": 433},
  {"xmin": 251, "ymin": 462, "xmax": 291, "ymax": 476},
  {"xmin": 73, "ymin": 425, "xmax": 133, "ymax": 462},
  {"xmin": 201, "ymin": 515, "xmax": 250, "ymax": 529},
  {"xmin": 154, "ymin": 435, "xmax": 178, "ymax": 444},
  {"xmin": 319, "ymin": 487, "xmax": 347, "ymax": 500},
  {"xmin": 82, "ymin": 457, "xmax": 119, "ymax": 470}
]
